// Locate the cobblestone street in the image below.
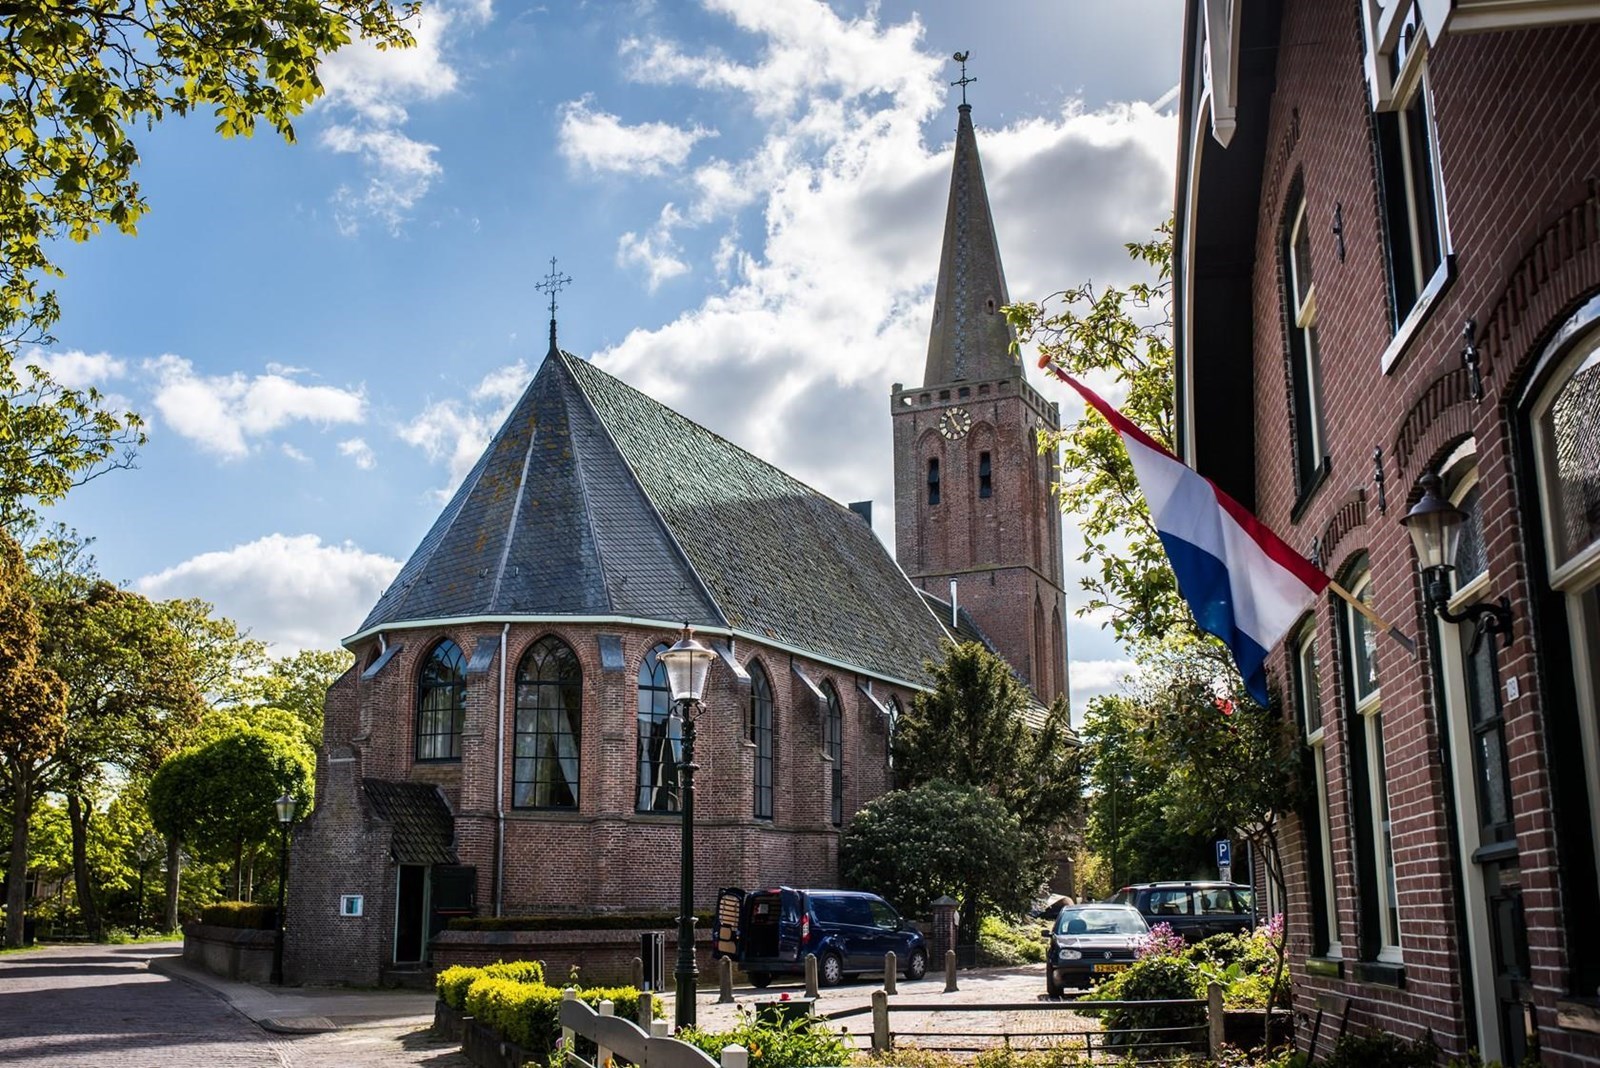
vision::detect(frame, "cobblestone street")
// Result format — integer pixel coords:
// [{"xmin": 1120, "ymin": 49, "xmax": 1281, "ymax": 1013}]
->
[{"xmin": 0, "ymin": 944, "xmax": 466, "ymax": 1067}]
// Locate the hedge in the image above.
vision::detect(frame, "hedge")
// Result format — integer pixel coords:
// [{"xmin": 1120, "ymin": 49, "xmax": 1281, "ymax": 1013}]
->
[
  {"xmin": 463, "ymin": 978, "xmax": 652, "ymax": 1056},
  {"xmin": 198, "ymin": 902, "xmax": 278, "ymax": 930},
  {"xmin": 446, "ymin": 911, "xmax": 712, "ymax": 932},
  {"xmin": 437, "ymin": 960, "xmax": 547, "ymax": 1008}
]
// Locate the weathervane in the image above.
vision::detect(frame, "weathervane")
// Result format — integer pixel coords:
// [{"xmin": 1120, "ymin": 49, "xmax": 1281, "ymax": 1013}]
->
[
  {"xmin": 951, "ymin": 51, "xmax": 975, "ymax": 106},
  {"xmin": 535, "ymin": 256, "xmax": 573, "ymax": 348}
]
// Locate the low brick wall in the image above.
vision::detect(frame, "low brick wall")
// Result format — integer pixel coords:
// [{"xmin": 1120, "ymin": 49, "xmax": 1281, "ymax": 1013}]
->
[
  {"xmin": 431, "ymin": 928, "xmax": 713, "ymax": 987},
  {"xmin": 182, "ymin": 922, "xmax": 279, "ymax": 983}
]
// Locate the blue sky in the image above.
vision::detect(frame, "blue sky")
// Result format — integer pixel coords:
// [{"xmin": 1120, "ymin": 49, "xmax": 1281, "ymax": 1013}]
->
[{"xmin": 37, "ymin": 0, "xmax": 1183, "ymax": 710}]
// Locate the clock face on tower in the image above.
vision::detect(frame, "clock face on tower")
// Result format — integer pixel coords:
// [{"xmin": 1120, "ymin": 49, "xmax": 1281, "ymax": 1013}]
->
[{"xmin": 938, "ymin": 406, "xmax": 973, "ymax": 440}]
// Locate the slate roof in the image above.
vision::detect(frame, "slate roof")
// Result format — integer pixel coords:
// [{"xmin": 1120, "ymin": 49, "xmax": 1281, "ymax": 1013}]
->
[
  {"xmin": 356, "ymin": 347, "xmax": 953, "ymax": 688},
  {"xmin": 363, "ymin": 779, "xmax": 457, "ymax": 865}
]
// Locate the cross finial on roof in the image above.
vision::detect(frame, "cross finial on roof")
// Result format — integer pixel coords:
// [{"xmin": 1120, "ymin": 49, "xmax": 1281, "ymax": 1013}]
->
[
  {"xmin": 950, "ymin": 51, "xmax": 975, "ymax": 107},
  {"xmin": 535, "ymin": 256, "xmax": 573, "ymax": 350}
]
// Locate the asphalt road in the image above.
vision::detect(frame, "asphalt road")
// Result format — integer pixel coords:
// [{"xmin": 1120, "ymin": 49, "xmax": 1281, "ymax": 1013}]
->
[{"xmin": 0, "ymin": 943, "xmax": 466, "ymax": 1067}]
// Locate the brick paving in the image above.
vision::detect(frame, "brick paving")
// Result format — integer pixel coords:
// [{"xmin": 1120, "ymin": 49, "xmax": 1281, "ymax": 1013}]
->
[{"xmin": 0, "ymin": 944, "xmax": 465, "ymax": 1067}]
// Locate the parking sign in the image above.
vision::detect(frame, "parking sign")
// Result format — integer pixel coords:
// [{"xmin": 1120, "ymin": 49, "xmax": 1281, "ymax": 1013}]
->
[{"xmin": 1215, "ymin": 839, "xmax": 1232, "ymax": 869}]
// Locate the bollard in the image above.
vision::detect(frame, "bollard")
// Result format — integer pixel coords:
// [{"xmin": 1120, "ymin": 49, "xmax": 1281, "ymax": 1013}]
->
[
  {"xmin": 721, "ymin": 1045, "xmax": 749, "ymax": 1068},
  {"xmin": 561, "ymin": 988, "xmax": 578, "ymax": 1058},
  {"xmin": 651, "ymin": 1019, "xmax": 671, "ymax": 1038},
  {"xmin": 632, "ymin": 956, "xmax": 644, "ymax": 990},
  {"xmin": 637, "ymin": 991, "xmax": 653, "ymax": 1029},
  {"xmin": 804, "ymin": 954, "xmax": 820, "ymax": 998},
  {"xmin": 719, "ymin": 957, "xmax": 735, "ymax": 1003},
  {"xmin": 871, "ymin": 989, "xmax": 891, "ymax": 1053},
  {"xmin": 943, "ymin": 949, "xmax": 958, "ymax": 992},
  {"xmin": 597, "ymin": 999, "xmax": 614, "ymax": 1068},
  {"xmin": 1207, "ymin": 981, "xmax": 1225, "ymax": 1055},
  {"xmin": 883, "ymin": 951, "xmax": 897, "ymax": 996}
]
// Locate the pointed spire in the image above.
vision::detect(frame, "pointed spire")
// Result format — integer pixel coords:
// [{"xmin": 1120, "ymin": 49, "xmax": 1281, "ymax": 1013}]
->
[{"xmin": 923, "ymin": 86, "xmax": 1020, "ymax": 388}]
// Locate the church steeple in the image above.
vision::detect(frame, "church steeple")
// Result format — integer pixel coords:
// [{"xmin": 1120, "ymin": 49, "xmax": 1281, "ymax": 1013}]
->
[{"xmin": 923, "ymin": 101, "xmax": 1020, "ymax": 388}]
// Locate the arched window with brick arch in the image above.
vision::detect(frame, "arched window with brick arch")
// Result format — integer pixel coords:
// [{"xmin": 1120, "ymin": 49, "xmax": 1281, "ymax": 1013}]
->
[
  {"xmin": 1051, "ymin": 606, "xmax": 1065, "ymax": 702},
  {"xmin": 749, "ymin": 661, "xmax": 775, "ymax": 820},
  {"xmin": 416, "ymin": 639, "xmax": 466, "ymax": 762},
  {"xmin": 1033, "ymin": 595, "xmax": 1049, "ymax": 697},
  {"xmin": 513, "ymin": 635, "xmax": 581, "ymax": 809},
  {"xmin": 822, "ymin": 680, "xmax": 844, "ymax": 826},
  {"xmin": 637, "ymin": 643, "xmax": 682, "ymax": 812}
]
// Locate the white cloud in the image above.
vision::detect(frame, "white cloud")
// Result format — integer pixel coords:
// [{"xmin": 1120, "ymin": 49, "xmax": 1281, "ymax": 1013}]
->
[
  {"xmin": 1068, "ymin": 657, "xmax": 1137, "ymax": 711},
  {"xmin": 558, "ymin": 97, "xmax": 715, "ymax": 175},
  {"xmin": 618, "ymin": 209, "xmax": 691, "ymax": 290},
  {"xmin": 312, "ymin": 1, "xmax": 491, "ymax": 233},
  {"xmin": 398, "ymin": 362, "xmax": 524, "ymax": 497},
  {"xmin": 281, "ymin": 443, "xmax": 312, "ymax": 464},
  {"xmin": 339, "ymin": 437, "xmax": 378, "ymax": 470},
  {"xmin": 144, "ymin": 355, "xmax": 366, "ymax": 459},
  {"xmin": 137, "ymin": 534, "xmax": 402, "ymax": 652},
  {"xmin": 470, "ymin": 361, "xmax": 531, "ymax": 404},
  {"xmin": 20, "ymin": 348, "xmax": 127, "ymax": 390}
]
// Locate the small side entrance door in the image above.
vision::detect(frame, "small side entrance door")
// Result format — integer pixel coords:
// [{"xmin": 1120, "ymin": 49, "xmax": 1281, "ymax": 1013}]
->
[{"xmin": 394, "ymin": 865, "xmax": 429, "ymax": 964}]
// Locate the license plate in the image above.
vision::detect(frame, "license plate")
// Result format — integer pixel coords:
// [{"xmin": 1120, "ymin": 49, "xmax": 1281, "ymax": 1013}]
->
[{"xmin": 1092, "ymin": 963, "xmax": 1127, "ymax": 973}]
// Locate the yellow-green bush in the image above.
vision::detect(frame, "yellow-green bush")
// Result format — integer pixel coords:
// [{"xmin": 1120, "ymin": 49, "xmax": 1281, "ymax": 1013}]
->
[
  {"xmin": 198, "ymin": 902, "xmax": 277, "ymax": 929},
  {"xmin": 457, "ymin": 973, "xmax": 653, "ymax": 1056},
  {"xmin": 436, "ymin": 959, "xmax": 547, "ymax": 1008}
]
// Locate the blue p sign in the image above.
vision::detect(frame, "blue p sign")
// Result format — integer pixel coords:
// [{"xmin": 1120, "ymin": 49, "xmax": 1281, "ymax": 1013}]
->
[{"xmin": 1215, "ymin": 839, "xmax": 1232, "ymax": 868}]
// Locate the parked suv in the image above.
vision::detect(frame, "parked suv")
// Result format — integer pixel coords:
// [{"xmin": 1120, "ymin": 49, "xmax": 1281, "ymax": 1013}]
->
[
  {"xmin": 1107, "ymin": 881, "xmax": 1256, "ymax": 942},
  {"xmin": 712, "ymin": 887, "xmax": 929, "ymax": 988}
]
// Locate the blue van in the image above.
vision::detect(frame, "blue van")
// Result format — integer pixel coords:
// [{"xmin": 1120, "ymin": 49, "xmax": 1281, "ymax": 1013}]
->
[{"xmin": 712, "ymin": 886, "xmax": 929, "ymax": 987}]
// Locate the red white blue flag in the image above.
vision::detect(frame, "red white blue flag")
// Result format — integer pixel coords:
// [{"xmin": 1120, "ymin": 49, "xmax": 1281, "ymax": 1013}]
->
[{"xmin": 1050, "ymin": 369, "xmax": 1330, "ymax": 705}]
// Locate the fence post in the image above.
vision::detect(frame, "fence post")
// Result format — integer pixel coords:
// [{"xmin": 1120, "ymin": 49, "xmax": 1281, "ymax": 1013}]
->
[
  {"xmin": 638, "ymin": 992, "xmax": 653, "ymax": 1029},
  {"xmin": 883, "ymin": 952, "xmax": 897, "ymax": 996},
  {"xmin": 871, "ymin": 989, "xmax": 890, "ymax": 1053},
  {"xmin": 721, "ymin": 1045, "xmax": 749, "ymax": 1068},
  {"xmin": 943, "ymin": 949, "xmax": 958, "ymax": 992},
  {"xmin": 633, "ymin": 956, "xmax": 644, "ymax": 990},
  {"xmin": 804, "ymin": 954, "xmax": 819, "ymax": 998},
  {"xmin": 1208, "ymin": 980, "xmax": 1225, "ymax": 1055},
  {"xmin": 651, "ymin": 1019, "xmax": 671, "ymax": 1038},
  {"xmin": 561, "ymin": 987, "xmax": 578, "ymax": 1060},
  {"xmin": 597, "ymin": 999, "xmax": 615, "ymax": 1068},
  {"xmin": 719, "ymin": 957, "xmax": 734, "ymax": 1003}
]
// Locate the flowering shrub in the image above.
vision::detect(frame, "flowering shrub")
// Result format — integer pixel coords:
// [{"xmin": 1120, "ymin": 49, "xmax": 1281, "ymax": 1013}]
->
[
  {"xmin": 679, "ymin": 1009, "xmax": 851, "ymax": 1068},
  {"xmin": 1137, "ymin": 921, "xmax": 1186, "ymax": 960}
]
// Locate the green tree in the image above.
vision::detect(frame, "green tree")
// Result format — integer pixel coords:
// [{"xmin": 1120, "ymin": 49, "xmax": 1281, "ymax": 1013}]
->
[
  {"xmin": 840, "ymin": 780, "xmax": 1045, "ymax": 923},
  {"xmin": 0, "ymin": 533, "xmax": 67, "ymax": 946},
  {"xmin": 149, "ymin": 727, "xmax": 312, "ymax": 900},
  {"xmin": 0, "ymin": 0, "xmax": 417, "ymax": 526},
  {"xmin": 31, "ymin": 576, "xmax": 206, "ymax": 936},
  {"xmin": 157, "ymin": 597, "xmax": 270, "ymax": 710},
  {"xmin": 892, "ymin": 641, "xmax": 1079, "ymax": 835},
  {"xmin": 243, "ymin": 648, "xmax": 352, "ymax": 743}
]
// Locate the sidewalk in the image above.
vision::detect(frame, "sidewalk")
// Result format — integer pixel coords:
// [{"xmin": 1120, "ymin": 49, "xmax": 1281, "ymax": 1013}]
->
[{"xmin": 146, "ymin": 947, "xmax": 440, "ymax": 1035}]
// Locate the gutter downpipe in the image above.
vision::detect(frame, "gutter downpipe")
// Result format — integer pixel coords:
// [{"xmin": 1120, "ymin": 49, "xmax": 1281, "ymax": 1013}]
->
[{"xmin": 494, "ymin": 622, "xmax": 509, "ymax": 916}]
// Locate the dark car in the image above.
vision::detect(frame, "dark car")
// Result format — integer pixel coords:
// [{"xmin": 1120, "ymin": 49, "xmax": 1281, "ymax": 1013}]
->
[
  {"xmin": 1046, "ymin": 903, "xmax": 1149, "ymax": 995},
  {"xmin": 1107, "ymin": 881, "xmax": 1257, "ymax": 942},
  {"xmin": 712, "ymin": 886, "xmax": 929, "ymax": 988}
]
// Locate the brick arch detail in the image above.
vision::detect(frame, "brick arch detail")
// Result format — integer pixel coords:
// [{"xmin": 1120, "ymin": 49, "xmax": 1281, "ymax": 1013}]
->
[
  {"xmin": 1316, "ymin": 489, "xmax": 1369, "ymax": 571},
  {"xmin": 1391, "ymin": 367, "xmax": 1477, "ymax": 478}
]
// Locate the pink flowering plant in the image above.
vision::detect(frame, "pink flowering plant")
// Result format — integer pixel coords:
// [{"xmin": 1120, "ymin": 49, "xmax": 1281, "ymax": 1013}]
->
[{"xmin": 1136, "ymin": 921, "xmax": 1186, "ymax": 960}]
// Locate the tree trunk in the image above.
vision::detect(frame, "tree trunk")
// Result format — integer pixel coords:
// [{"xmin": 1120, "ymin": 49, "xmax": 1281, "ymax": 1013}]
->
[
  {"xmin": 233, "ymin": 837, "xmax": 243, "ymax": 900},
  {"xmin": 5, "ymin": 776, "xmax": 30, "ymax": 948},
  {"xmin": 163, "ymin": 835, "xmax": 181, "ymax": 932},
  {"xmin": 66, "ymin": 791, "xmax": 100, "ymax": 938}
]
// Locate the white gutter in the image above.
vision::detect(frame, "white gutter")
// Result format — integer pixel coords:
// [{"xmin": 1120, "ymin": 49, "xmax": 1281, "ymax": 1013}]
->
[{"xmin": 494, "ymin": 622, "xmax": 509, "ymax": 916}]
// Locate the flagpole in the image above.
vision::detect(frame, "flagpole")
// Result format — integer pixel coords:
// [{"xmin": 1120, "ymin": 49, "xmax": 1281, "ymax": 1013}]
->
[{"xmin": 1327, "ymin": 581, "xmax": 1417, "ymax": 657}]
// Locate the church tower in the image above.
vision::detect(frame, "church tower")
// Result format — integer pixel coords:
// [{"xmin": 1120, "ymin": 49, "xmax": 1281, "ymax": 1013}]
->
[{"xmin": 892, "ymin": 99, "xmax": 1070, "ymax": 706}]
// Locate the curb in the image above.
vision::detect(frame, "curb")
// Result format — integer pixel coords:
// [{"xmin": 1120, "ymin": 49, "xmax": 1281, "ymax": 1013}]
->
[{"xmin": 259, "ymin": 1016, "xmax": 338, "ymax": 1035}]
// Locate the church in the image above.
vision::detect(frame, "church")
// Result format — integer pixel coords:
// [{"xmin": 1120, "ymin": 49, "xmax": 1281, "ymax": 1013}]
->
[{"xmin": 284, "ymin": 99, "xmax": 1071, "ymax": 986}]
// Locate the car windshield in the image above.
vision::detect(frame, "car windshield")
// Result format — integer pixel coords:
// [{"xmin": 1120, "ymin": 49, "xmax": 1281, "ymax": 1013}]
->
[{"xmin": 1055, "ymin": 908, "xmax": 1146, "ymax": 936}]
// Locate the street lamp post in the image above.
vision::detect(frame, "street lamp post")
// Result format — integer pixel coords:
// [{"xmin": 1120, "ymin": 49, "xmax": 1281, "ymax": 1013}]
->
[
  {"xmin": 270, "ymin": 791, "xmax": 298, "ymax": 986},
  {"xmin": 659, "ymin": 626, "xmax": 715, "ymax": 1031},
  {"xmin": 1401, "ymin": 473, "xmax": 1514, "ymax": 641}
]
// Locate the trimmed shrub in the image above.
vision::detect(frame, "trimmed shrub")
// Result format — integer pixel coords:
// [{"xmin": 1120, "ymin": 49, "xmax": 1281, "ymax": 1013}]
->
[
  {"xmin": 1080, "ymin": 954, "xmax": 1205, "ymax": 1054},
  {"xmin": 1321, "ymin": 1030, "xmax": 1438, "ymax": 1068},
  {"xmin": 198, "ymin": 902, "xmax": 277, "ymax": 930},
  {"xmin": 461, "ymin": 976, "xmax": 654, "ymax": 1056},
  {"xmin": 446, "ymin": 911, "xmax": 712, "ymax": 932},
  {"xmin": 436, "ymin": 959, "xmax": 548, "ymax": 1008}
]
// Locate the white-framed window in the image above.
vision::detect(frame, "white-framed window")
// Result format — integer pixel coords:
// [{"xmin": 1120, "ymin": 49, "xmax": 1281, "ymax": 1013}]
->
[
  {"xmin": 1294, "ymin": 624, "xmax": 1341, "ymax": 958},
  {"xmin": 1345, "ymin": 569, "xmax": 1403, "ymax": 961},
  {"xmin": 1284, "ymin": 191, "xmax": 1327, "ymax": 491},
  {"xmin": 1531, "ymin": 327, "xmax": 1600, "ymax": 898}
]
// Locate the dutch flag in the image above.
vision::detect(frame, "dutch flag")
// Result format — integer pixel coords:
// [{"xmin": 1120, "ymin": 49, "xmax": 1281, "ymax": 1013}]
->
[{"xmin": 1051, "ymin": 370, "xmax": 1330, "ymax": 706}]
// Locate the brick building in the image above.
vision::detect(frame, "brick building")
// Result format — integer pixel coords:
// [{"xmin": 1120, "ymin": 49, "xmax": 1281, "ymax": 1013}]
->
[
  {"xmin": 283, "ymin": 101, "xmax": 1071, "ymax": 986},
  {"xmin": 1174, "ymin": 0, "xmax": 1600, "ymax": 1062}
]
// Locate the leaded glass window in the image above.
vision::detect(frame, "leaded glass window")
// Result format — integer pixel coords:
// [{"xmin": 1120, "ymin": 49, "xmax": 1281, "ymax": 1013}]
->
[
  {"xmin": 1539, "ymin": 345, "xmax": 1600, "ymax": 568},
  {"xmin": 750, "ymin": 663, "xmax": 774, "ymax": 821},
  {"xmin": 416, "ymin": 640, "xmax": 466, "ymax": 762},
  {"xmin": 823, "ymin": 681, "xmax": 843, "ymax": 826},
  {"xmin": 513, "ymin": 636, "xmax": 581, "ymax": 808},
  {"xmin": 637, "ymin": 644, "xmax": 682, "ymax": 812}
]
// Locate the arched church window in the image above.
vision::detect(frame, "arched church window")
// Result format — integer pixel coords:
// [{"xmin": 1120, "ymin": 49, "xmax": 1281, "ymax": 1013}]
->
[
  {"xmin": 416, "ymin": 639, "xmax": 466, "ymax": 762},
  {"xmin": 637, "ymin": 644, "xmax": 682, "ymax": 812},
  {"xmin": 979, "ymin": 451, "xmax": 993, "ymax": 498},
  {"xmin": 886, "ymin": 697, "xmax": 901, "ymax": 788},
  {"xmin": 513, "ymin": 636, "xmax": 581, "ymax": 808},
  {"xmin": 823, "ymin": 681, "xmax": 844, "ymax": 826},
  {"xmin": 928, "ymin": 458, "xmax": 941, "ymax": 505},
  {"xmin": 750, "ymin": 662, "xmax": 774, "ymax": 820}
]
